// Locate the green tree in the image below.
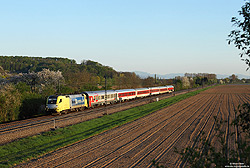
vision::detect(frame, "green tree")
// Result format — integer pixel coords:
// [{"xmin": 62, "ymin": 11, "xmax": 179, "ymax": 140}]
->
[
  {"xmin": 0, "ymin": 84, "xmax": 21, "ymax": 122},
  {"xmin": 229, "ymin": 74, "xmax": 239, "ymax": 83},
  {"xmin": 15, "ymin": 82, "xmax": 31, "ymax": 94},
  {"xmin": 228, "ymin": 0, "xmax": 250, "ymax": 70}
]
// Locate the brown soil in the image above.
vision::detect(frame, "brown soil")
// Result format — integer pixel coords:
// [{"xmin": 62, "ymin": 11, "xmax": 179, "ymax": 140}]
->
[{"xmin": 15, "ymin": 85, "xmax": 250, "ymax": 168}]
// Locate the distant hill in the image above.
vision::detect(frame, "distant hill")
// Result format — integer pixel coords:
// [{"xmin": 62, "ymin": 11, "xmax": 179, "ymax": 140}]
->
[
  {"xmin": 134, "ymin": 71, "xmax": 250, "ymax": 79},
  {"xmin": 134, "ymin": 71, "xmax": 184, "ymax": 79},
  {"xmin": 0, "ymin": 56, "xmax": 117, "ymax": 78},
  {"xmin": 216, "ymin": 74, "xmax": 250, "ymax": 79},
  {"xmin": 0, "ymin": 56, "xmax": 175, "ymax": 91}
]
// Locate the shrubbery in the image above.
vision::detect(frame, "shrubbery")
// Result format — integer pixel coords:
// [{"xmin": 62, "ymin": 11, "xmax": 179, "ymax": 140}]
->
[
  {"xmin": 0, "ymin": 83, "xmax": 48, "ymax": 123},
  {"xmin": 0, "ymin": 84, "xmax": 21, "ymax": 122},
  {"xmin": 19, "ymin": 92, "xmax": 46, "ymax": 119},
  {"xmin": 0, "ymin": 82, "xmax": 49, "ymax": 123}
]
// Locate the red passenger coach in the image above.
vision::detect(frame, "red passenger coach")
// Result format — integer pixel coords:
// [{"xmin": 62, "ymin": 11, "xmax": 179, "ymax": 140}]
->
[
  {"xmin": 159, "ymin": 86, "xmax": 169, "ymax": 94},
  {"xmin": 135, "ymin": 88, "xmax": 150, "ymax": 98},
  {"xmin": 149, "ymin": 87, "xmax": 160, "ymax": 95},
  {"xmin": 116, "ymin": 89, "xmax": 136, "ymax": 101}
]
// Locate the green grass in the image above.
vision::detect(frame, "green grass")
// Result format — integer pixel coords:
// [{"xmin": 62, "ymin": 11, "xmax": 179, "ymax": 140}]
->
[{"xmin": 0, "ymin": 87, "xmax": 212, "ymax": 167}]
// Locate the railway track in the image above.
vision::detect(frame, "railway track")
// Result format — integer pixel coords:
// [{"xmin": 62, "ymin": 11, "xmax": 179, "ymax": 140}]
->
[{"xmin": 0, "ymin": 88, "xmax": 197, "ymax": 145}]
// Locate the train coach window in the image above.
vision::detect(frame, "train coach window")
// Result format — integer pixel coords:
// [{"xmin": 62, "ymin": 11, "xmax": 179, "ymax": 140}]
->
[{"xmin": 101, "ymin": 96, "xmax": 104, "ymax": 99}]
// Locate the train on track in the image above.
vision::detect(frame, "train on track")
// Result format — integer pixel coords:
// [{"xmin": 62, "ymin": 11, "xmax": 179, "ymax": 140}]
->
[{"xmin": 46, "ymin": 85, "xmax": 174, "ymax": 115}]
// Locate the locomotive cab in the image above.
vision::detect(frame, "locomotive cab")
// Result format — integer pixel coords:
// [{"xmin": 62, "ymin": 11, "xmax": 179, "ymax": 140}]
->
[{"xmin": 46, "ymin": 95, "xmax": 70, "ymax": 114}]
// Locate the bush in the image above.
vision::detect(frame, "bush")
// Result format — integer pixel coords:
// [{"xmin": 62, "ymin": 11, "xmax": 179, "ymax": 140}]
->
[
  {"xmin": 15, "ymin": 82, "xmax": 31, "ymax": 93},
  {"xmin": 19, "ymin": 93, "xmax": 46, "ymax": 119},
  {"xmin": 0, "ymin": 84, "xmax": 21, "ymax": 123}
]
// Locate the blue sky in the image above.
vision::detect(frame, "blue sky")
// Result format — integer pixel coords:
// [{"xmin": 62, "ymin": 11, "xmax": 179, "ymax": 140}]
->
[{"xmin": 0, "ymin": 0, "xmax": 249, "ymax": 76}]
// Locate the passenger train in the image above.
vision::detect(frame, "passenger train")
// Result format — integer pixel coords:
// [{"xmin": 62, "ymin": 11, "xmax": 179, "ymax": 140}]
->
[{"xmin": 46, "ymin": 85, "xmax": 174, "ymax": 114}]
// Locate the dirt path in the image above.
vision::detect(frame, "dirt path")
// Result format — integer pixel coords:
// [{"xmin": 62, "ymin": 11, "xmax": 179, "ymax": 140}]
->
[{"xmin": 15, "ymin": 85, "xmax": 250, "ymax": 168}]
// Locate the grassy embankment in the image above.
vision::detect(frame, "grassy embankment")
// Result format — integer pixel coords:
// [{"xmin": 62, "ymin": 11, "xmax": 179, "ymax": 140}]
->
[{"xmin": 0, "ymin": 86, "xmax": 212, "ymax": 167}]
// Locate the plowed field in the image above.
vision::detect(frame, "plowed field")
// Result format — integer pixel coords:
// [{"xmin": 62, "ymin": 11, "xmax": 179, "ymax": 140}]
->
[{"xmin": 16, "ymin": 85, "xmax": 250, "ymax": 168}]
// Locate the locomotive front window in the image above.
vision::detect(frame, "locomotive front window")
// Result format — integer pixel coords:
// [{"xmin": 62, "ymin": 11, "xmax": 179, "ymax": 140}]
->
[{"xmin": 48, "ymin": 98, "xmax": 57, "ymax": 104}]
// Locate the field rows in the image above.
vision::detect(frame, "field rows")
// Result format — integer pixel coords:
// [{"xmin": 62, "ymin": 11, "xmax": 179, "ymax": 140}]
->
[{"xmin": 16, "ymin": 85, "xmax": 250, "ymax": 167}]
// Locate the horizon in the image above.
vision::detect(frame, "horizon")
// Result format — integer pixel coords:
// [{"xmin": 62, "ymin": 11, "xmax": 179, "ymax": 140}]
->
[
  {"xmin": 133, "ymin": 70, "xmax": 250, "ymax": 79},
  {"xmin": 1, "ymin": 0, "xmax": 250, "ymax": 77},
  {"xmin": 1, "ymin": 55, "xmax": 249, "ymax": 79}
]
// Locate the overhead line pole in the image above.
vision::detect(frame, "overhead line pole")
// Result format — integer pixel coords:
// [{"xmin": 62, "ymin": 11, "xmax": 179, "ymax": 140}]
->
[{"xmin": 104, "ymin": 75, "xmax": 107, "ymax": 115}]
